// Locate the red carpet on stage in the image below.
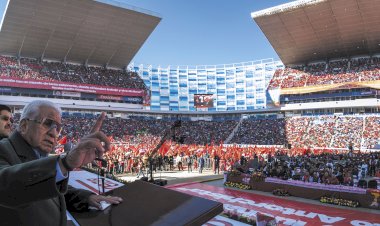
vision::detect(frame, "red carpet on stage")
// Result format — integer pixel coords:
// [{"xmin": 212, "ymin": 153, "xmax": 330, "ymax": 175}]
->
[{"xmin": 167, "ymin": 183, "xmax": 380, "ymax": 226}]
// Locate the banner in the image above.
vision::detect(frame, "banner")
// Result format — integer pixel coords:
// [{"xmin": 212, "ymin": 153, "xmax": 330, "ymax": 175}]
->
[
  {"xmin": 68, "ymin": 170, "xmax": 124, "ymax": 195},
  {"xmin": 268, "ymin": 80, "xmax": 380, "ymax": 106},
  {"xmin": 280, "ymin": 80, "xmax": 380, "ymax": 95},
  {"xmin": 169, "ymin": 183, "xmax": 380, "ymax": 226},
  {"xmin": 0, "ymin": 76, "xmax": 144, "ymax": 96}
]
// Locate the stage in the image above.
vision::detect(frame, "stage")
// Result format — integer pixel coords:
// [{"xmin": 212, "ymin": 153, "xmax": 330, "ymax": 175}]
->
[{"xmin": 225, "ymin": 172, "xmax": 380, "ymax": 210}]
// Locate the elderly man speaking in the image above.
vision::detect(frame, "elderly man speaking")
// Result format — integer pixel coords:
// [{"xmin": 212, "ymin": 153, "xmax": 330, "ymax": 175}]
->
[{"xmin": 0, "ymin": 100, "xmax": 123, "ymax": 226}]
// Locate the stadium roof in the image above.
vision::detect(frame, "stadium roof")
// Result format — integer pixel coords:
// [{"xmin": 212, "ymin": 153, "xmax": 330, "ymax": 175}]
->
[
  {"xmin": 0, "ymin": 0, "xmax": 161, "ymax": 68},
  {"xmin": 252, "ymin": 0, "xmax": 380, "ymax": 65}
]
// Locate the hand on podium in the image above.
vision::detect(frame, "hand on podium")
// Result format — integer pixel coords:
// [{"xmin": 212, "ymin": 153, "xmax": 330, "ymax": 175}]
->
[{"xmin": 88, "ymin": 194, "xmax": 123, "ymax": 210}]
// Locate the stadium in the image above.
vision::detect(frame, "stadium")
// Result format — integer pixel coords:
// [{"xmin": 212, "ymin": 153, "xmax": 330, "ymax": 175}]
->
[{"xmin": 0, "ymin": 0, "xmax": 379, "ymax": 225}]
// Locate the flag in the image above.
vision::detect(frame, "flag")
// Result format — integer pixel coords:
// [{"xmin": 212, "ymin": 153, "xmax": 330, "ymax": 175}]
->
[
  {"xmin": 58, "ymin": 136, "xmax": 67, "ymax": 145},
  {"xmin": 159, "ymin": 140, "xmax": 171, "ymax": 155}
]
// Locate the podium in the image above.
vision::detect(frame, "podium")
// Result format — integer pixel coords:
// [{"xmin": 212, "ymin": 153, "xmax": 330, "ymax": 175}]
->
[{"xmin": 71, "ymin": 180, "xmax": 223, "ymax": 226}]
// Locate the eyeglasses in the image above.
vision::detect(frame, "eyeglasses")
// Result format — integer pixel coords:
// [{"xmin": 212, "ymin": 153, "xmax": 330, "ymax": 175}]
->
[
  {"xmin": 0, "ymin": 115, "xmax": 13, "ymax": 123},
  {"xmin": 26, "ymin": 118, "xmax": 62, "ymax": 136}
]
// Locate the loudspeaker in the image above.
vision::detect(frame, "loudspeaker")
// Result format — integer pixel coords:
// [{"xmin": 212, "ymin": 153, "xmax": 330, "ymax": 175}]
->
[{"xmin": 153, "ymin": 179, "xmax": 167, "ymax": 186}]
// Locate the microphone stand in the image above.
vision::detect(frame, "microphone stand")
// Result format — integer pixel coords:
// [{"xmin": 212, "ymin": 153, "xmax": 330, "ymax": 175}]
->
[
  {"xmin": 100, "ymin": 168, "xmax": 105, "ymax": 194},
  {"xmin": 94, "ymin": 158, "xmax": 108, "ymax": 194},
  {"xmin": 147, "ymin": 120, "xmax": 181, "ymax": 183}
]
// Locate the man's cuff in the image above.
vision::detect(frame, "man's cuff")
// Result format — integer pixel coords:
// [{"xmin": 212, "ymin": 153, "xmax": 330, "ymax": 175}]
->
[{"xmin": 56, "ymin": 160, "xmax": 68, "ymax": 182}]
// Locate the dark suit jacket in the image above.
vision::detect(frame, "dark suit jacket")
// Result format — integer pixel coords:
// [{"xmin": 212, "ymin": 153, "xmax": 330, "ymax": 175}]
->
[{"xmin": 0, "ymin": 131, "xmax": 94, "ymax": 226}]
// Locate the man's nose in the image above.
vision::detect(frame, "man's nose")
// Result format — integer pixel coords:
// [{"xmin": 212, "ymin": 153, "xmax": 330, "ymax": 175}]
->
[{"xmin": 48, "ymin": 127, "xmax": 60, "ymax": 138}]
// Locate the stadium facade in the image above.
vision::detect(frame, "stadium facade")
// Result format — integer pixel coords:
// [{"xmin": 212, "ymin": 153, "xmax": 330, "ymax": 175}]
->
[{"xmin": 130, "ymin": 59, "xmax": 284, "ymax": 112}]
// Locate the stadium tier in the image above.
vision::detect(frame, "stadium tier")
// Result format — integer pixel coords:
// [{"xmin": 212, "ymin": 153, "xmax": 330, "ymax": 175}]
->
[
  {"xmin": 0, "ymin": 56, "xmax": 148, "ymax": 107},
  {"xmin": 268, "ymin": 57, "xmax": 380, "ymax": 90},
  {"xmin": 267, "ymin": 57, "xmax": 380, "ymax": 107},
  {"xmin": 0, "ymin": 56, "xmax": 146, "ymax": 89},
  {"xmin": 9, "ymin": 112, "xmax": 379, "ymax": 150}
]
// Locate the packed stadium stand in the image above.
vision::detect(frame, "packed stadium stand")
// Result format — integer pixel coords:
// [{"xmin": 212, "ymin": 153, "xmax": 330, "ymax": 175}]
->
[
  {"xmin": 0, "ymin": 56, "xmax": 146, "ymax": 89},
  {"xmin": 8, "ymin": 112, "xmax": 376, "ymax": 151},
  {"xmin": 268, "ymin": 57, "xmax": 380, "ymax": 90}
]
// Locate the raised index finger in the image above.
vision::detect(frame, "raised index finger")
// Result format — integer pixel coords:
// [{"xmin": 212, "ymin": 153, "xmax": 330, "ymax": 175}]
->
[
  {"xmin": 90, "ymin": 112, "xmax": 106, "ymax": 134},
  {"xmin": 86, "ymin": 131, "xmax": 111, "ymax": 152}
]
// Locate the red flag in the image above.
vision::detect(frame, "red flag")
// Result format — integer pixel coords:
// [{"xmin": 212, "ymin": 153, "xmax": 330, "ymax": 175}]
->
[
  {"xmin": 58, "ymin": 136, "xmax": 67, "ymax": 145},
  {"xmin": 160, "ymin": 140, "xmax": 171, "ymax": 155}
]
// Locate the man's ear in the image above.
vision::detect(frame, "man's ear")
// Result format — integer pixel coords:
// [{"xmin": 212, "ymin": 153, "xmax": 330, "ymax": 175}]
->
[{"xmin": 18, "ymin": 119, "xmax": 28, "ymax": 135}]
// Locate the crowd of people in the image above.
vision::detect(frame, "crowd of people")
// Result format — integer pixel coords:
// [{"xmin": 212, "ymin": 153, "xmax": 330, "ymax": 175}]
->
[
  {"xmin": 96, "ymin": 140, "xmax": 380, "ymax": 187},
  {"xmin": 330, "ymin": 117, "xmax": 363, "ymax": 149},
  {"xmin": 250, "ymin": 151, "xmax": 380, "ymax": 186},
  {"xmin": 8, "ymin": 112, "xmax": 380, "ymax": 153},
  {"xmin": 174, "ymin": 120, "xmax": 238, "ymax": 145},
  {"xmin": 268, "ymin": 56, "xmax": 380, "ymax": 89},
  {"xmin": 285, "ymin": 116, "xmax": 380, "ymax": 149},
  {"xmin": 230, "ymin": 118, "xmax": 286, "ymax": 145},
  {"xmin": 0, "ymin": 56, "xmax": 146, "ymax": 89},
  {"xmin": 51, "ymin": 114, "xmax": 380, "ymax": 181},
  {"xmin": 3, "ymin": 104, "xmax": 380, "ymax": 196}
]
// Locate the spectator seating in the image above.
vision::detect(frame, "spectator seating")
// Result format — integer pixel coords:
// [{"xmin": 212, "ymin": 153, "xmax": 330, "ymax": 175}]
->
[
  {"xmin": 268, "ymin": 57, "xmax": 380, "ymax": 89},
  {"xmin": 0, "ymin": 56, "xmax": 146, "ymax": 90},
  {"xmin": 58, "ymin": 113, "xmax": 380, "ymax": 150}
]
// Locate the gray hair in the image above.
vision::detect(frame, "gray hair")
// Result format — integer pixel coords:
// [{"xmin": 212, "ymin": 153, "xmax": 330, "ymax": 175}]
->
[{"xmin": 20, "ymin": 100, "xmax": 62, "ymax": 121}]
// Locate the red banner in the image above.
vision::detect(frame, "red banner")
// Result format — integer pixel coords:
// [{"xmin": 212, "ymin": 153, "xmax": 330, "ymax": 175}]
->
[
  {"xmin": 0, "ymin": 76, "xmax": 144, "ymax": 96},
  {"xmin": 168, "ymin": 183, "xmax": 380, "ymax": 226}
]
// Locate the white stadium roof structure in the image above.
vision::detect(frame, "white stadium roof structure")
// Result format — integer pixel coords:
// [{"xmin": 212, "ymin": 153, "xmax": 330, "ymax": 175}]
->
[
  {"xmin": 252, "ymin": 0, "xmax": 380, "ymax": 66},
  {"xmin": 0, "ymin": 0, "xmax": 161, "ymax": 68}
]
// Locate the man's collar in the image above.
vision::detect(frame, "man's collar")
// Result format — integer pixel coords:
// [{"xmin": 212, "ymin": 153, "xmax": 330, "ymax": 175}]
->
[
  {"xmin": 9, "ymin": 131, "xmax": 38, "ymax": 161},
  {"xmin": 33, "ymin": 148, "xmax": 48, "ymax": 159}
]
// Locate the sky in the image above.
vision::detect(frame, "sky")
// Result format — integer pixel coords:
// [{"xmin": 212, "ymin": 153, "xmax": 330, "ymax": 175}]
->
[
  {"xmin": 119, "ymin": 0, "xmax": 293, "ymax": 67},
  {"xmin": 0, "ymin": 0, "xmax": 294, "ymax": 67}
]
